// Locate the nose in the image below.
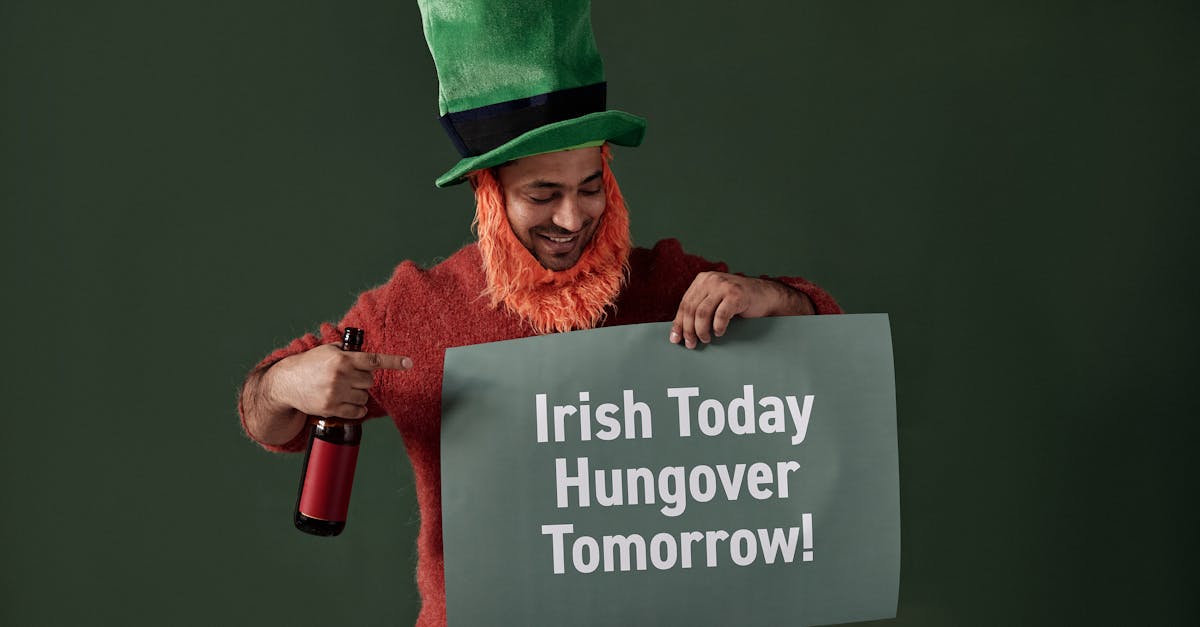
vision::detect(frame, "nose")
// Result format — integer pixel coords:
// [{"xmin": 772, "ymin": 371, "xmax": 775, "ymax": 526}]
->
[{"xmin": 550, "ymin": 196, "xmax": 585, "ymax": 233}]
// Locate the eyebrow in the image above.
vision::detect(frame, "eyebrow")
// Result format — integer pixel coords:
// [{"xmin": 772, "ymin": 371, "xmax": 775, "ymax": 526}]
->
[{"xmin": 526, "ymin": 170, "xmax": 603, "ymax": 189}]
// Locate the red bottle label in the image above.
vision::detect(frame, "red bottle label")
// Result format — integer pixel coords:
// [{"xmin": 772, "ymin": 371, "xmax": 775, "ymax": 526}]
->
[{"xmin": 298, "ymin": 438, "xmax": 360, "ymax": 521}]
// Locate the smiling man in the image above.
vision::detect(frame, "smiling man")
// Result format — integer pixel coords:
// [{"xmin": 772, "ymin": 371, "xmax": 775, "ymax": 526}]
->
[{"xmin": 238, "ymin": 2, "xmax": 841, "ymax": 626}]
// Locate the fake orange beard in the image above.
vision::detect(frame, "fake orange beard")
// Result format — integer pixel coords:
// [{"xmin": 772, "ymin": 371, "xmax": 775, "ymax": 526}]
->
[{"xmin": 469, "ymin": 145, "xmax": 632, "ymax": 334}]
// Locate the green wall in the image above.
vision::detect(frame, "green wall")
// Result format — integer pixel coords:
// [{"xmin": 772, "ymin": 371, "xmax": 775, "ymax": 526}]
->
[{"xmin": 2, "ymin": 1, "xmax": 1196, "ymax": 625}]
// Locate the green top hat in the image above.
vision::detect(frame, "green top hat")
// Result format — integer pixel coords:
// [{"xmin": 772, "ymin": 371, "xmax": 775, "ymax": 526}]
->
[{"xmin": 418, "ymin": 0, "xmax": 647, "ymax": 187}]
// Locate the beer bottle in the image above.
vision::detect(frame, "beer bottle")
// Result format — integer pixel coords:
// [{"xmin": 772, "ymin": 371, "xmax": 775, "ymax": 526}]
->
[{"xmin": 293, "ymin": 327, "xmax": 365, "ymax": 536}]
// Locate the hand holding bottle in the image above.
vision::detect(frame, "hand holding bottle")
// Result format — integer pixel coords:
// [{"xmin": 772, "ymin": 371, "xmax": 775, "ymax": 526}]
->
[
  {"xmin": 290, "ymin": 328, "xmax": 407, "ymax": 536},
  {"xmin": 264, "ymin": 343, "xmax": 413, "ymax": 420}
]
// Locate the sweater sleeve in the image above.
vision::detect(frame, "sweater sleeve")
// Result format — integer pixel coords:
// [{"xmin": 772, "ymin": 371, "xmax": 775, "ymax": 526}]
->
[{"xmin": 237, "ymin": 283, "xmax": 392, "ymax": 454}]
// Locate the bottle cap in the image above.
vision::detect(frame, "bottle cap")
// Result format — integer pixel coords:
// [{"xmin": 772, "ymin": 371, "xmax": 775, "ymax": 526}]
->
[{"xmin": 342, "ymin": 327, "xmax": 365, "ymax": 351}]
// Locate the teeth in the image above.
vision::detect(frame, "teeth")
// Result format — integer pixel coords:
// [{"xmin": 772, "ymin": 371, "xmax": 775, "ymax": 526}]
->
[{"xmin": 546, "ymin": 236, "xmax": 574, "ymax": 243}]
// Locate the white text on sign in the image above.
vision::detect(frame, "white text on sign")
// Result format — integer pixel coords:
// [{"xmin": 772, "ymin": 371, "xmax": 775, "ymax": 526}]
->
[{"xmin": 534, "ymin": 386, "xmax": 814, "ymax": 445}]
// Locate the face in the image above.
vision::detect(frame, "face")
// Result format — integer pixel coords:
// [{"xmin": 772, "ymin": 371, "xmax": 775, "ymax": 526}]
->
[{"xmin": 496, "ymin": 147, "xmax": 605, "ymax": 271}]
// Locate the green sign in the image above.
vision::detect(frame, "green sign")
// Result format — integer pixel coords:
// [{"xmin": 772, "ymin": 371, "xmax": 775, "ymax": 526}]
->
[{"xmin": 441, "ymin": 314, "xmax": 898, "ymax": 626}]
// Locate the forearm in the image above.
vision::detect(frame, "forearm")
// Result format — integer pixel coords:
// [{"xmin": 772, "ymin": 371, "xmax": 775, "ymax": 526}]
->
[
  {"xmin": 239, "ymin": 361, "xmax": 309, "ymax": 448},
  {"xmin": 769, "ymin": 275, "xmax": 842, "ymax": 315},
  {"xmin": 764, "ymin": 280, "xmax": 816, "ymax": 316}
]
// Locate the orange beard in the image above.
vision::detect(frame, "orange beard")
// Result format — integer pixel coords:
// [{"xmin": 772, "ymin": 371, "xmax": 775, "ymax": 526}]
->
[{"xmin": 469, "ymin": 145, "xmax": 632, "ymax": 334}]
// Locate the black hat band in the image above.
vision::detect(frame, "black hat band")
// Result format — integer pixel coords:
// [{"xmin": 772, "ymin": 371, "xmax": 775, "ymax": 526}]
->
[{"xmin": 439, "ymin": 82, "xmax": 607, "ymax": 158}]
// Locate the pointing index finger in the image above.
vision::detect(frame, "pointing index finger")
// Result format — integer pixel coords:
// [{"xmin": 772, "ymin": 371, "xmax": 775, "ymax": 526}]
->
[{"xmin": 351, "ymin": 352, "xmax": 414, "ymax": 372}]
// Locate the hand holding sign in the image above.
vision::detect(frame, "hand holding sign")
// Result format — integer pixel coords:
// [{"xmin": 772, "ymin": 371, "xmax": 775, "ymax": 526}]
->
[{"xmin": 669, "ymin": 272, "xmax": 814, "ymax": 349}]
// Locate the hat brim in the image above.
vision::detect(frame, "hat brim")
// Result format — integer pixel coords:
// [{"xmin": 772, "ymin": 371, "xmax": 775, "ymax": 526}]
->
[{"xmin": 435, "ymin": 110, "xmax": 646, "ymax": 188}]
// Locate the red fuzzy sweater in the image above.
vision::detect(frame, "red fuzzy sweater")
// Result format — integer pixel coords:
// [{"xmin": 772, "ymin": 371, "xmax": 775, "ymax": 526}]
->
[{"xmin": 240, "ymin": 239, "xmax": 841, "ymax": 626}]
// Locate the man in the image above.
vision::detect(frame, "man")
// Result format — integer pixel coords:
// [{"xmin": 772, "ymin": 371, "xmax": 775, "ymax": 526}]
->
[{"xmin": 239, "ymin": 2, "xmax": 841, "ymax": 625}]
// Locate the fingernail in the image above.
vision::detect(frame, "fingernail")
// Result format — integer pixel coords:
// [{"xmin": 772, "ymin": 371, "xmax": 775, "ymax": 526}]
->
[
  {"xmin": 669, "ymin": 331, "xmax": 680, "ymax": 343},
  {"xmin": 402, "ymin": 357, "xmax": 413, "ymax": 369}
]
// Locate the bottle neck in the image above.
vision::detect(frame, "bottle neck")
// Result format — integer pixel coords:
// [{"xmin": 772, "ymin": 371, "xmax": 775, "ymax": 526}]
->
[{"xmin": 313, "ymin": 419, "xmax": 363, "ymax": 444}]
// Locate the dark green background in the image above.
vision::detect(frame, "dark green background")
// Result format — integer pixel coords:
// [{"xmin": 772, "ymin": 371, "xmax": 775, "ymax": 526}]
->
[{"xmin": 2, "ymin": 1, "xmax": 1196, "ymax": 625}]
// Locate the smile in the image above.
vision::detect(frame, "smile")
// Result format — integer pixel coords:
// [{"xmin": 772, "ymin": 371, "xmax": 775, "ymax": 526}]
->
[{"xmin": 535, "ymin": 232, "xmax": 584, "ymax": 256}]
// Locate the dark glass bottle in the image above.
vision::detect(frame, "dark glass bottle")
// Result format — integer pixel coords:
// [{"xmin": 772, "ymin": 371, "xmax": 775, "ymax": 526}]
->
[{"xmin": 294, "ymin": 327, "xmax": 365, "ymax": 536}]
